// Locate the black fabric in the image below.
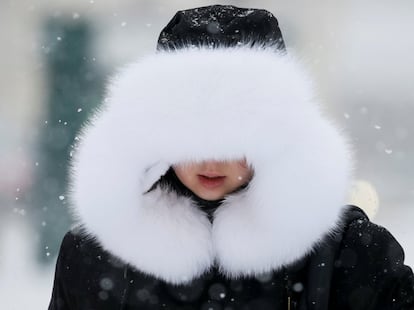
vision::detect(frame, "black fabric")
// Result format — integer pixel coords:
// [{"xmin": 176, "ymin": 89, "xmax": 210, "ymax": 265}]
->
[
  {"xmin": 157, "ymin": 5, "xmax": 286, "ymax": 52},
  {"xmin": 48, "ymin": 206, "xmax": 414, "ymax": 310},
  {"xmin": 328, "ymin": 207, "xmax": 414, "ymax": 310},
  {"xmin": 49, "ymin": 230, "xmax": 294, "ymax": 310}
]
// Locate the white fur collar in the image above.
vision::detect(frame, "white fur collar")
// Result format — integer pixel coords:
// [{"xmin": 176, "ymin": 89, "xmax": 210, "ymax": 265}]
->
[{"xmin": 70, "ymin": 47, "xmax": 353, "ymax": 284}]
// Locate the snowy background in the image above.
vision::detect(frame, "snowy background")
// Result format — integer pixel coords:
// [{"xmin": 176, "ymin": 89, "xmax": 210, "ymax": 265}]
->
[{"xmin": 1, "ymin": 0, "xmax": 413, "ymax": 308}]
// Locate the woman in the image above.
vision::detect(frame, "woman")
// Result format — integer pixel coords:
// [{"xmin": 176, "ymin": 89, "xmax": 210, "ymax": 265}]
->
[{"xmin": 49, "ymin": 5, "xmax": 414, "ymax": 309}]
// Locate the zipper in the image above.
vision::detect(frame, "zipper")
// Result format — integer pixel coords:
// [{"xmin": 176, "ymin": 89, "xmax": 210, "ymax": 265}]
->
[
  {"xmin": 119, "ymin": 265, "xmax": 131, "ymax": 310},
  {"xmin": 284, "ymin": 268, "xmax": 297, "ymax": 310}
]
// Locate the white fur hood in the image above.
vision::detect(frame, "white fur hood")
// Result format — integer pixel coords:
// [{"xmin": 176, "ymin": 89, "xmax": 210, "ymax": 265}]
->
[{"xmin": 70, "ymin": 47, "xmax": 353, "ymax": 284}]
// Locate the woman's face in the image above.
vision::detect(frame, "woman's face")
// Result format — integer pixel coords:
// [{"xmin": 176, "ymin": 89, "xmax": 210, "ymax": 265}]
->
[{"xmin": 173, "ymin": 159, "xmax": 254, "ymax": 201}]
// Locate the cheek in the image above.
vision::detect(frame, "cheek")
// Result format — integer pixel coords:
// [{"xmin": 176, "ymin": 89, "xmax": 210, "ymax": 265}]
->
[
  {"xmin": 240, "ymin": 167, "xmax": 254, "ymax": 184},
  {"xmin": 229, "ymin": 166, "xmax": 253, "ymax": 186},
  {"xmin": 238, "ymin": 159, "xmax": 248, "ymax": 168},
  {"xmin": 173, "ymin": 166, "xmax": 199, "ymax": 189},
  {"xmin": 173, "ymin": 166, "xmax": 188, "ymax": 182}
]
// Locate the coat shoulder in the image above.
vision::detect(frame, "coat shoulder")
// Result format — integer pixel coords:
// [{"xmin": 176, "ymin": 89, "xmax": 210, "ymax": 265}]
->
[
  {"xmin": 49, "ymin": 230, "xmax": 130, "ymax": 310},
  {"xmin": 59, "ymin": 229, "xmax": 107, "ymax": 261},
  {"xmin": 330, "ymin": 205, "xmax": 414, "ymax": 309},
  {"xmin": 340, "ymin": 205, "xmax": 410, "ymax": 270},
  {"xmin": 58, "ymin": 228, "xmax": 128, "ymax": 280}
]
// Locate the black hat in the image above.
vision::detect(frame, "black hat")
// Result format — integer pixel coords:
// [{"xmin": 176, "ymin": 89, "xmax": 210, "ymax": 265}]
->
[{"xmin": 157, "ymin": 5, "xmax": 286, "ymax": 52}]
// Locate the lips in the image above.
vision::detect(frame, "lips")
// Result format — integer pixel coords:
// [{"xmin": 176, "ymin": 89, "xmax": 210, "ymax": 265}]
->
[{"xmin": 197, "ymin": 174, "xmax": 226, "ymax": 189}]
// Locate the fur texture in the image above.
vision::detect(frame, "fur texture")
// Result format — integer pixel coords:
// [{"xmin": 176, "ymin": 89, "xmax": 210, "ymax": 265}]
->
[{"xmin": 70, "ymin": 47, "xmax": 353, "ymax": 284}]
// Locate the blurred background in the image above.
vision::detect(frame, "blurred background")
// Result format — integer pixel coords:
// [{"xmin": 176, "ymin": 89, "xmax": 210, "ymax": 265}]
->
[{"xmin": 1, "ymin": 0, "xmax": 413, "ymax": 308}]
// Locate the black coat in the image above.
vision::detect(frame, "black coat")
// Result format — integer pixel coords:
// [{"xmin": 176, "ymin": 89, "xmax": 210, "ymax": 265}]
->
[{"xmin": 48, "ymin": 206, "xmax": 414, "ymax": 310}]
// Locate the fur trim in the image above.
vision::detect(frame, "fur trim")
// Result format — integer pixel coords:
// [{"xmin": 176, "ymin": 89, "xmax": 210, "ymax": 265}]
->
[{"xmin": 70, "ymin": 47, "xmax": 353, "ymax": 284}]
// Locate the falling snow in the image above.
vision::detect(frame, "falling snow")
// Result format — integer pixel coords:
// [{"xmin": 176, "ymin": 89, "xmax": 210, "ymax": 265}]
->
[
  {"xmin": 2, "ymin": 3, "xmax": 414, "ymax": 310},
  {"xmin": 100, "ymin": 277, "xmax": 114, "ymax": 290},
  {"xmin": 293, "ymin": 282, "xmax": 304, "ymax": 292}
]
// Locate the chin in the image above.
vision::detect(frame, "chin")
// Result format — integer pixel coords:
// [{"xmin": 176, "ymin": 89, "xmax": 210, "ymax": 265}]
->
[{"xmin": 197, "ymin": 191, "xmax": 225, "ymax": 201}]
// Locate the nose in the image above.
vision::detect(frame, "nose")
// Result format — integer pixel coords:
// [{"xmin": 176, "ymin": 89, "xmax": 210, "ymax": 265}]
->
[
  {"xmin": 203, "ymin": 160, "xmax": 223, "ymax": 167},
  {"xmin": 202, "ymin": 160, "xmax": 222, "ymax": 170}
]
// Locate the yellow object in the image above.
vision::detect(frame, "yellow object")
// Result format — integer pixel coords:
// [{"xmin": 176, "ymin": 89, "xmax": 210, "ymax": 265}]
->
[{"xmin": 348, "ymin": 180, "xmax": 379, "ymax": 219}]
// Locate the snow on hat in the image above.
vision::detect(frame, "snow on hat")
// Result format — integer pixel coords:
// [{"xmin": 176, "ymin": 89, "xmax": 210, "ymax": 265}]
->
[{"xmin": 157, "ymin": 5, "xmax": 286, "ymax": 51}]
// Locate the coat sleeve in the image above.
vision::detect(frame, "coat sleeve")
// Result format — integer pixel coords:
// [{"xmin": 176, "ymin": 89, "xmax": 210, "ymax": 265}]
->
[
  {"xmin": 331, "ymin": 211, "xmax": 414, "ymax": 309},
  {"xmin": 48, "ymin": 232, "xmax": 78, "ymax": 310}
]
